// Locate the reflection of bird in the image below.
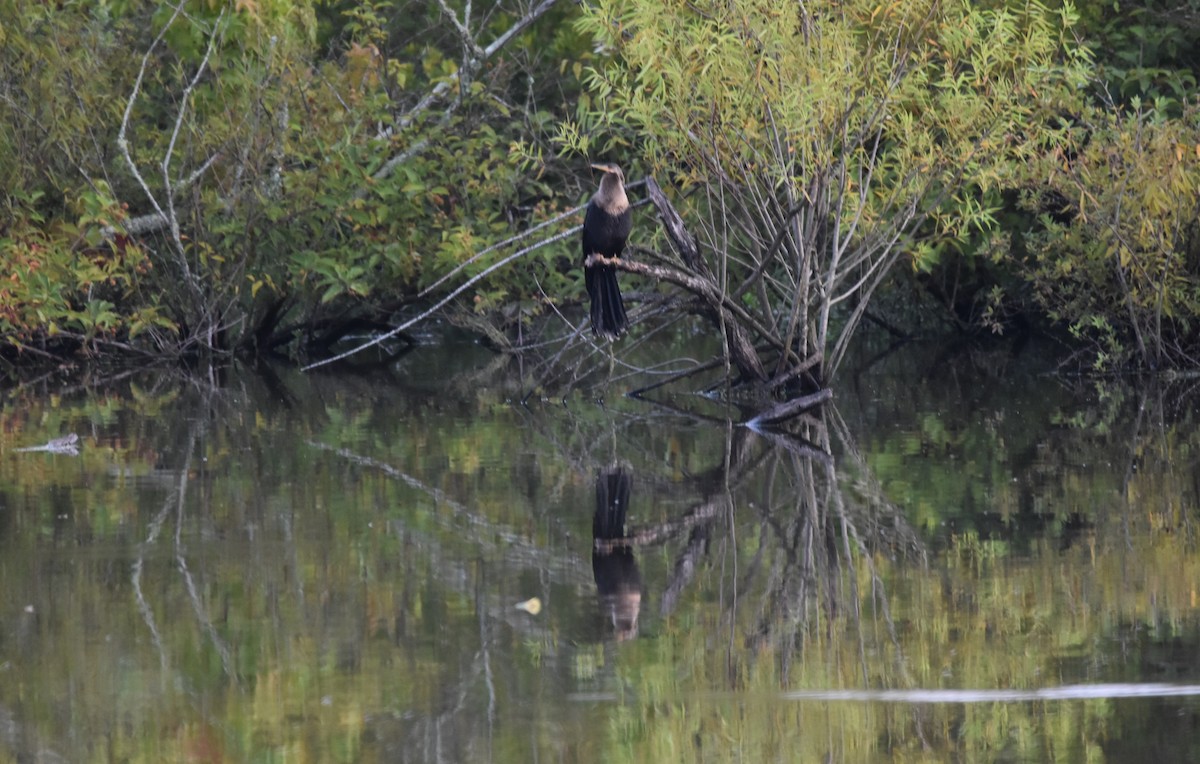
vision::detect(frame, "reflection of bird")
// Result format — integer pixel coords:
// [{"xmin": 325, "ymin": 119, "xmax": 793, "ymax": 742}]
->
[
  {"xmin": 582, "ymin": 162, "xmax": 631, "ymax": 339},
  {"xmin": 593, "ymin": 468, "xmax": 641, "ymax": 641}
]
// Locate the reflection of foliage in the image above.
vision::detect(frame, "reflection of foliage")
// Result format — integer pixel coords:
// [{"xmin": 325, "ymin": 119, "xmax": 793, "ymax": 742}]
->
[
  {"xmin": 0, "ymin": 352, "xmax": 1199, "ymax": 760},
  {"xmin": 846, "ymin": 342, "xmax": 1200, "ymax": 554},
  {"xmin": 600, "ymin": 382, "xmax": 1200, "ymax": 762}
]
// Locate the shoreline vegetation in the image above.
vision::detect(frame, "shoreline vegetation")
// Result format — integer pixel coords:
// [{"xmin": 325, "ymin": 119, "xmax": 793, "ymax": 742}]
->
[{"xmin": 4, "ymin": 0, "xmax": 1200, "ymax": 387}]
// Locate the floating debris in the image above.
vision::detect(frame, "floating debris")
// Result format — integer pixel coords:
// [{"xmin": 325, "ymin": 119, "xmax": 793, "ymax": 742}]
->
[
  {"xmin": 14, "ymin": 433, "xmax": 80, "ymax": 456},
  {"xmin": 515, "ymin": 597, "xmax": 542, "ymax": 615}
]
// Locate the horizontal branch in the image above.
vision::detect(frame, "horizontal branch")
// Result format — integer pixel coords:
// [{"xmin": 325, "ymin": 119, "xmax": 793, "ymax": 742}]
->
[{"xmin": 595, "ymin": 250, "xmax": 773, "ymax": 381}]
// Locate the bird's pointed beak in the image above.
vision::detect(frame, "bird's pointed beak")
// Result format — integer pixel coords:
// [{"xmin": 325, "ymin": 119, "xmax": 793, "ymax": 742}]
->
[{"xmin": 590, "ymin": 162, "xmax": 616, "ymax": 174}]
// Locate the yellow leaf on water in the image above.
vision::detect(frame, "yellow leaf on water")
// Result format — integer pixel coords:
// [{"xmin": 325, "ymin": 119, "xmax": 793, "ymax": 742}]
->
[{"xmin": 515, "ymin": 597, "xmax": 542, "ymax": 615}]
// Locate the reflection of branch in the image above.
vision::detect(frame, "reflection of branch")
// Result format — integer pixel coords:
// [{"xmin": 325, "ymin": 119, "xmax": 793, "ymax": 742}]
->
[
  {"xmin": 598, "ymin": 494, "xmax": 731, "ymax": 551},
  {"xmin": 745, "ymin": 388, "xmax": 833, "ymax": 428},
  {"xmin": 173, "ymin": 427, "xmax": 236, "ymax": 678},
  {"xmin": 739, "ymin": 405, "xmax": 928, "ymax": 690},
  {"xmin": 307, "ymin": 440, "xmax": 592, "ymax": 587},
  {"xmin": 478, "ymin": 587, "xmax": 497, "ymax": 730},
  {"xmin": 131, "ymin": 490, "xmax": 172, "ymax": 673},
  {"xmin": 660, "ymin": 525, "xmax": 712, "ymax": 617},
  {"xmin": 0, "ymin": 704, "xmax": 67, "ymax": 764},
  {"xmin": 131, "ymin": 398, "xmax": 238, "ymax": 680},
  {"xmin": 132, "ymin": 412, "xmax": 201, "ymax": 673},
  {"xmin": 746, "ymin": 426, "xmax": 832, "ymax": 464},
  {"xmin": 407, "ymin": 647, "xmax": 537, "ymax": 761},
  {"xmin": 821, "ymin": 408, "xmax": 928, "ymax": 692},
  {"xmin": 600, "ymin": 428, "xmax": 766, "ymax": 616},
  {"xmin": 744, "ymin": 452, "xmax": 825, "ymax": 658},
  {"xmin": 827, "ymin": 407, "xmax": 926, "ymax": 560},
  {"xmin": 177, "ymin": 549, "xmax": 236, "ymax": 678}
]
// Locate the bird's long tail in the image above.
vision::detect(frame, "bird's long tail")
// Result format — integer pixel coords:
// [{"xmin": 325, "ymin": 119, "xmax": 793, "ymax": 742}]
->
[{"xmin": 586, "ymin": 264, "xmax": 628, "ymax": 339}]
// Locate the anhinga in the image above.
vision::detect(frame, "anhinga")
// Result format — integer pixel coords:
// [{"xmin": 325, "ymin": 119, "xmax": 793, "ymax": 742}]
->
[{"xmin": 582, "ymin": 162, "xmax": 631, "ymax": 339}]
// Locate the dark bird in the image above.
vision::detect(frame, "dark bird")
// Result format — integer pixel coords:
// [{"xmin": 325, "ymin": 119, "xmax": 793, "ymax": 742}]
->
[{"xmin": 582, "ymin": 162, "xmax": 631, "ymax": 339}]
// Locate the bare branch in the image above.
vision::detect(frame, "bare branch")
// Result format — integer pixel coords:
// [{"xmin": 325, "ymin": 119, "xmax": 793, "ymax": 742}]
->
[
  {"xmin": 373, "ymin": 0, "xmax": 560, "ymax": 182},
  {"xmin": 116, "ymin": 2, "xmax": 185, "ymax": 238},
  {"xmin": 115, "ymin": 5, "xmax": 227, "ymax": 319},
  {"xmin": 745, "ymin": 388, "xmax": 833, "ymax": 429},
  {"xmin": 302, "ymin": 221, "xmax": 578, "ymax": 371},
  {"xmin": 420, "ymin": 200, "xmax": 587, "ymax": 296},
  {"xmin": 162, "ymin": 9, "xmax": 226, "ymax": 280},
  {"xmin": 435, "ymin": 0, "xmax": 484, "ymax": 59}
]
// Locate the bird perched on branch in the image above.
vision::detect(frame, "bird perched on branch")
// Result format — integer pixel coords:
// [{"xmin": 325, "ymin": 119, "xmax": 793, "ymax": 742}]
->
[{"xmin": 582, "ymin": 162, "xmax": 631, "ymax": 339}]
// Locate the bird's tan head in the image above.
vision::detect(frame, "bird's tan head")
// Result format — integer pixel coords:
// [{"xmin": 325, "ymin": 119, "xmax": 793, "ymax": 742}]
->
[
  {"xmin": 591, "ymin": 162, "xmax": 625, "ymax": 185},
  {"xmin": 590, "ymin": 162, "xmax": 628, "ymax": 213}
]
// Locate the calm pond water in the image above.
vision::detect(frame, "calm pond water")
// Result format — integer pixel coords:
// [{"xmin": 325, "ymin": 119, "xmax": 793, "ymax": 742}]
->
[{"xmin": 1, "ymin": 333, "xmax": 1199, "ymax": 762}]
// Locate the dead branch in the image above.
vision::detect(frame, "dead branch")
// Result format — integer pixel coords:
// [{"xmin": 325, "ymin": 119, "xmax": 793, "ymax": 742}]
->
[
  {"xmin": 117, "ymin": 7, "xmax": 230, "ymax": 352},
  {"xmin": 302, "ymin": 221, "xmax": 579, "ymax": 371},
  {"xmin": 116, "ymin": 3, "xmax": 187, "ymax": 244},
  {"xmin": 373, "ymin": 0, "xmax": 560, "ymax": 183},
  {"xmin": 644, "ymin": 177, "xmax": 786, "ymax": 382},
  {"xmin": 768, "ymin": 351, "xmax": 823, "ymax": 391},
  {"xmin": 745, "ymin": 388, "xmax": 834, "ymax": 428},
  {"xmin": 115, "ymin": 0, "xmax": 560, "ymax": 238}
]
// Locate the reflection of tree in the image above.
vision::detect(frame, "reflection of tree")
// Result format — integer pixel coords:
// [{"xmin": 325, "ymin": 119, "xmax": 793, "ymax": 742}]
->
[
  {"xmin": 307, "ymin": 440, "xmax": 594, "ymax": 598},
  {"xmin": 131, "ymin": 385, "xmax": 236, "ymax": 680},
  {"xmin": 10, "ymin": 351, "xmax": 1200, "ymax": 760},
  {"xmin": 24, "ymin": 361, "xmax": 938, "ymax": 759},
  {"xmin": 739, "ymin": 409, "xmax": 926, "ymax": 686},
  {"xmin": 275, "ymin": 361, "xmax": 935, "ymax": 754},
  {"xmin": 576, "ymin": 405, "xmax": 927, "ymax": 687}
]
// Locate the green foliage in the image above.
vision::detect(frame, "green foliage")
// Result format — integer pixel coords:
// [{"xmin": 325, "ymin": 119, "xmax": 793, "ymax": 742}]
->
[
  {"xmin": 0, "ymin": 0, "xmax": 597, "ymax": 358},
  {"xmin": 1073, "ymin": 0, "xmax": 1200, "ymax": 112},
  {"xmin": 892, "ymin": 4, "xmax": 1200, "ymax": 359},
  {"xmin": 1018, "ymin": 101, "xmax": 1200, "ymax": 369},
  {"xmin": 0, "ymin": 185, "xmax": 173, "ymax": 351},
  {"xmin": 563, "ymin": 0, "xmax": 1091, "ymax": 373},
  {"xmin": 8, "ymin": 0, "xmax": 1200, "ymax": 370}
]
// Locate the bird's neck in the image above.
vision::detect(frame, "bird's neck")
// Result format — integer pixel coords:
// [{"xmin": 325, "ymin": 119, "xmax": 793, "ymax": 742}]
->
[{"xmin": 596, "ymin": 175, "xmax": 629, "ymax": 215}]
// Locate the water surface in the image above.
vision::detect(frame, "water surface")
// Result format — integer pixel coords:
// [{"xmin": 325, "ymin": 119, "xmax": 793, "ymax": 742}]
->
[{"xmin": 1, "ymin": 337, "xmax": 1199, "ymax": 762}]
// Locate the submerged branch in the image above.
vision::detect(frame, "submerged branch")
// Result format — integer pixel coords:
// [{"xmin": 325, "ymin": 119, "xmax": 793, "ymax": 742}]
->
[{"xmin": 745, "ymin": 388, "xmax": 833, "ymax": 428}]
